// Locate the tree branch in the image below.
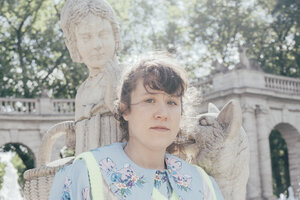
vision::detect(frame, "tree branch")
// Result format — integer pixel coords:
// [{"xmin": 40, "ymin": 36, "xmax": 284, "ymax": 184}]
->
[
  {"xmin": 41, "ymin": 48, "xmax": 68, "ymax": 83},
  {"xmin": 24, "ymin": 1, "xmax": 44, "ymax": 33}
]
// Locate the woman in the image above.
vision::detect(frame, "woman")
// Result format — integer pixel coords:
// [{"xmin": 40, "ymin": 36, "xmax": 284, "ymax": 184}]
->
[{"xmin": 49, "ymin": 53, "xmax": 224, "ymax": 200}]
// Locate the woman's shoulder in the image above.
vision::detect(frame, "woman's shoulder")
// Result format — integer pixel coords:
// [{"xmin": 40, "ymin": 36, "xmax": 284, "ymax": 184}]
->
[
  {"xmin": 165, "ymin": 154, "xmax": 224, "ymax": 199},
  {"xmin": 165, "ymin": 153, "xmax": 214, "ymax": 177},
  {"xmin": 90, "ymin": 142, "xmax": 122, "ymax": 152},
  {"xmin": 89, "ymin": 142, "xmax": 124, "ymax": 158},
  {"xmin": 49, "ymin": 158, "xmax": 90, "ymax": 199},
  {"xmin": 165, "ymin": 153, "xmax": 199, "ymax": 171},
  {"xmin": 54, "ymin": 158, "xmax": 89, "ymax": 185}
]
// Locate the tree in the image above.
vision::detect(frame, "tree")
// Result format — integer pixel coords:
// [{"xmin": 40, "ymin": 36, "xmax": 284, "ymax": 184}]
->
[
  {"xmin": 255, "ymin": 0, "xmax": 300, "ymax": 77},
  {"xmin": 0, "ymin": 162, "xmax": 6, "ymax": 190},
  {"xmin": 1, "ymin": 0, "xmax": 299, "ymax": 99},
  {"xmin": 1, "ymin": 143, "xmax": 35, "ymax": 187},
  {"xmin": 269, "ymin": 130, "xmax": 291, "ymax": 197},
  {"xmin": 187, "ymin": 0, "xmax": 300, "ymax": 77},
  {"xmin": 0, "ymin": 0, "xmax": 88, "ymax": 98}
]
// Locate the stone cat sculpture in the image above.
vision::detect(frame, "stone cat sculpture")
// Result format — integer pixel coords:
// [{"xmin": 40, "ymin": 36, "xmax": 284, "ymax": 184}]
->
[{"xmin": 180, "ymin": 100, "xmax": 250, "ymax": 200}]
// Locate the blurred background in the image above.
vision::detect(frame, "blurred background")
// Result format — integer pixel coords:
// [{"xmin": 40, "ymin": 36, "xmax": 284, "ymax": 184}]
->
[{"xmin": 0, "ymin": 0, "xmax": 299, "ymax": 199}]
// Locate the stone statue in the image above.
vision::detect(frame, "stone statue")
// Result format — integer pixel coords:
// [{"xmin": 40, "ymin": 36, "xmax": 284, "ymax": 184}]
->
[
  {"xmin": 61, "ymin": 0, "xmax": 123, "ymax": 154},
  {"xmin": 24, "ymin": 1, "xmax": 124, "ymax": 199},
  {"xmin": 179, "ymin": 100, "xmax": 250, "ymax": 200},
  {"xmin": 212, "ymin": 60, "xmax": 228, "ymax": 74},
  {"xmin": 238, "ymin": 45, "xmax": 251, "ymax": 69},
  {"xmin": 236, "ymin": 45, "xmax": 262, "ymax": 71}
]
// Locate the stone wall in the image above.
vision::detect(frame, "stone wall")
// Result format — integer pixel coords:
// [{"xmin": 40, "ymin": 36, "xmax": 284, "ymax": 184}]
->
[{"xmin": 0, "ymin": 98, "xmax": 75, "ymax": 165}]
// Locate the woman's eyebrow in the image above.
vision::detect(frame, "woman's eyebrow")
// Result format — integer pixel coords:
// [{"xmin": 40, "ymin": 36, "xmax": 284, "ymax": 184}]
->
[
  {"xmin": 142, "ymin": 91, "xmax": 179, "ymax": 99},
  {"xmin": 141, "ymin": 92, "xmax": 156, "ymax": 96}
]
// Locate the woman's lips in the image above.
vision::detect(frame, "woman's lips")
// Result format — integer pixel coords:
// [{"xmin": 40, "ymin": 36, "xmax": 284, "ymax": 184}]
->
[{"xmin": 150, "ymin": 126, "xmax": 170, "ymax": 131}]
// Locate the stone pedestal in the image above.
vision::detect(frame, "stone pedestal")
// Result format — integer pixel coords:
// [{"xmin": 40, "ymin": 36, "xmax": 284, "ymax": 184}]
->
[{"xmin": 39, "ymin": 98, "xmax": 53, "ymax": 114}]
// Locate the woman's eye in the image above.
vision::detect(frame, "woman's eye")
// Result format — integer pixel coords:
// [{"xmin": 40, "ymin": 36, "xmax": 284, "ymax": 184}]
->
[
  {"xmin": 145, "ymin": 99, "xmax": 154, "ymax": 103},
  {"xmin": 168, "ymin": 101, "xmax": 177, "ymax": 106}
]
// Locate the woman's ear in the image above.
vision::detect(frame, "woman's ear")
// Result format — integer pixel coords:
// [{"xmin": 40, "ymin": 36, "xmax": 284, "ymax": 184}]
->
[{"xmin": 120, "ymin": 102, "xmax": 129, "ymax": 121}]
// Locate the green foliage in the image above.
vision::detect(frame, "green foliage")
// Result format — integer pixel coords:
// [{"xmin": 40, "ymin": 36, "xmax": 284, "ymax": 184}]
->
[
  {"xmin": 60, "ymin": 146, "xmax": 75, "ymax": 158},
  {"xmin": 1, "ymin": 0, "xmax": 299, "ymax": 98},
  {"xmin": 269, "ymin": 130, "xmax": 291, "ymax": 197},
  {"xmin": 188, "ymin": 0, "xmax": 300, "ymax": 77},
  {"xmin": 0, "ymin": 0, "xmax": 88, "ymax": 98},
  {"xmin": 10, "ymin": 153, "xmax": 26, "ymax": 187},
  {"xmin": 254, "ymin": 0, "xmax": 300, "ymax": 77},
  {"xmin": 1, "ymin": 143, "xmax": 35, "ymax": 188},
  {"xmin": 0, "ymin": 162, "xmax": 6, "ymax": 190},
  {"xmin": 2, "ymin": 143, "xmax": 35, "ymax": 170}
]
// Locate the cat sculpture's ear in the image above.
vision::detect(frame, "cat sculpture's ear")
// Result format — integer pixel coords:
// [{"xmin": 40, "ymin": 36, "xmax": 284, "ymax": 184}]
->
[
  {"xmin": 208, "ymin": 103, "xmax": 220, "ymax": 113},
  {"xmin": 217, "ymin": 100, "xmax": 242, "ymax": 139}
]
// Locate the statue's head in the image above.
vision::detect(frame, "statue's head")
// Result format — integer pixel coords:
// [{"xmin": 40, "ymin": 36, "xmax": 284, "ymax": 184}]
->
[{"xmin": 61, "ymin": 0, "xmax": 122, "ymax": 68}]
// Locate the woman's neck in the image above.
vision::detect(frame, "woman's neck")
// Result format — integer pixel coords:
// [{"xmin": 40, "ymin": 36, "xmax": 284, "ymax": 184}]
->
[{"xmin": 124, "ymin": 140, "xmax": 166, "ymax": 170}]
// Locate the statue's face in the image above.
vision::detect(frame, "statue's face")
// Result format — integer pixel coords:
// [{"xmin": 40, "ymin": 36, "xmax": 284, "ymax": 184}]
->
[{"xmin": 75, "ymin": 13, "xmax": 115, "ymax": 71}]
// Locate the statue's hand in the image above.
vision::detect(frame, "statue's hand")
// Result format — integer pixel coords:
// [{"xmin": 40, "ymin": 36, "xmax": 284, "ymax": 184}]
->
[
  {"xmin": 89, "ymin": 100, "xmax": 109, "ymax": 116},
  {"xmin": 84, "ymin": 104, "xmax": 94, "ymax": 118},
  {"xmin": 76, "ymin": 104, "xmax": 96, "ymax": 122}
]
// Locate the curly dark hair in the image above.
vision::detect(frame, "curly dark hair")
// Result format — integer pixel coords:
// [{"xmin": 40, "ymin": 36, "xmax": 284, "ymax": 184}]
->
[{"xmin": 114, "ymin": 53, "xmax": 188, "ymax": 142}]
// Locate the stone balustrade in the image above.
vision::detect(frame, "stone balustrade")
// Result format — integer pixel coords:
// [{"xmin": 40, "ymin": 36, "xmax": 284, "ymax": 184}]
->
[
  {"xmin": 201, "ymin": 69, "xmax": 300, "ymax": 96},
  {"xmin": 52, "ymin": 99, "xmax": 75, "ymax": 114},
  {"xmin": 0, "ymin": 98, "xmax": 38, "ymax": 114},
  {"xmin": 0, "ymin": 97, "xmax": 75, "ymax": 115},
  {"xmin": 264, "ymin": 74, "xmax": 300, "ymax": 95}
]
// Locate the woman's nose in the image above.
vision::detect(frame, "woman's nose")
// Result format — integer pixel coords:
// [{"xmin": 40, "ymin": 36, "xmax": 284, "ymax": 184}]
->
[{"xmin": 154, "ymin": 104, "xmax": 168, "ymax": 120}]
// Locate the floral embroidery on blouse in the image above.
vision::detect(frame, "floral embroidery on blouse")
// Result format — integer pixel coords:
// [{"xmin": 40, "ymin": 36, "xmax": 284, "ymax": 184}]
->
[
  {"xmin": 82, "ymin": 187, "xmax": 90, "ymax": 200},
  {"xmin": 61, "ymin": 177, "xmax": 72, "ymax": 200},
  {"xmin": 154, "ymin": 170, "xmax": 168, "ymax": 189},
  {"xmin": 165, "ymin": 157, "xmax": 192, "ymax": 191},
  {"xmin": 99, "ymin": 157, "xmax": 146, "ymax": 198},
  {"xmin": 154, "ymin": 170, "xmax": 173, "ymax": 198}
]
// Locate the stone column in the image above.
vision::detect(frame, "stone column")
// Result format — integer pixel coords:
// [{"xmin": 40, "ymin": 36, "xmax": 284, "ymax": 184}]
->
[
  {"xmin": 255, "ymin": 105, "xmax": 274, "ymax": 200},
  {"xmin": 242, "ymin": 105, "xmax": 262, "ymax": 200}
]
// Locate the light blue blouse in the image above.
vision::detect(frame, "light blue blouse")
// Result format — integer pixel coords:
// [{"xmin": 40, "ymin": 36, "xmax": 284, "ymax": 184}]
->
[{"xmin": 49, "ymin": 143, "xmax": 224, "ymax": 200}]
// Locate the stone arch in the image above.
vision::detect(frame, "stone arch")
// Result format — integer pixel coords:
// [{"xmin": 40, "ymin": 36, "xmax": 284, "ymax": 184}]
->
[
  {"xmin": 0, "ymin": 142, "xmax": 36, "ymax": 168},
  {"xmin": 272, "ymin": 123, "xmax": 300, "ymax": 198},
  {"xmin": 0, "ymin": 128, "xmax": 42, "ymax": 164}
]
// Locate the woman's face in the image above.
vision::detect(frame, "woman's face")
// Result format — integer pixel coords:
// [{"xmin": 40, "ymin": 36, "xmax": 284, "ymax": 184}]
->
[{"xmin": 123, "ymin": 78, "xmax": 182, "ymax": 151}]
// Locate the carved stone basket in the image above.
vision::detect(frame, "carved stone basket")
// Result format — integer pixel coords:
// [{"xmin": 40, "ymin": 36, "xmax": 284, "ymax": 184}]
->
[
  {"xmin": 23, "ymin": 113, "xmax": 121, "ymax": 200},
  {"xmin": 23, "ymin": 121, "xmax": 75, "ymax": 200}
]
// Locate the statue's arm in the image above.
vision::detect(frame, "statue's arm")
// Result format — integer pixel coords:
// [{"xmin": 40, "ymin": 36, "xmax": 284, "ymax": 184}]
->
[{"xmin": 103, "ymin": 59, "xmax": 122, "ymax": 112}]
